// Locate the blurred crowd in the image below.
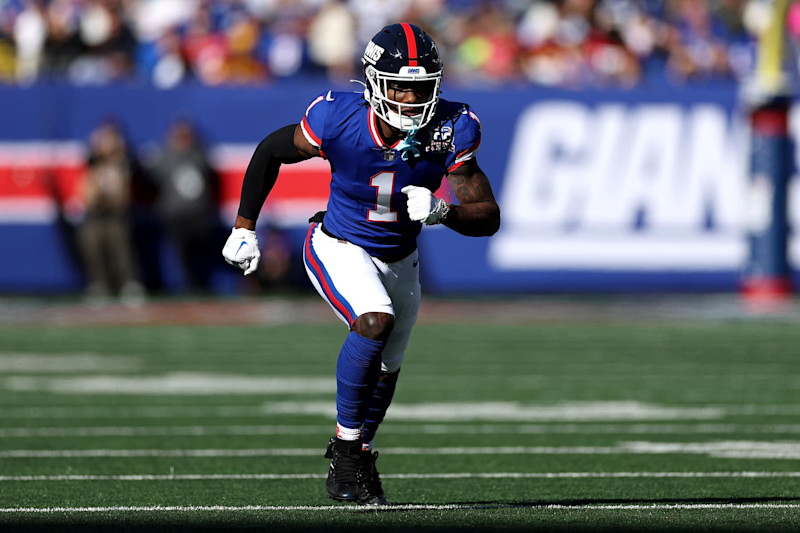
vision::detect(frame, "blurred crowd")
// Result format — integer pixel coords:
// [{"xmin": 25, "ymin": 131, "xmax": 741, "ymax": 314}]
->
[
  {"xmin": 1, "ymin": 0, "xmax": 799, "ymax": 89},
  {"xmin": 73, "ymin": 117, "xmax": 223, "ymax": 302},
  {"xmin": 69, "ymin": 116, "xmax": 295, "ymax": 303}
]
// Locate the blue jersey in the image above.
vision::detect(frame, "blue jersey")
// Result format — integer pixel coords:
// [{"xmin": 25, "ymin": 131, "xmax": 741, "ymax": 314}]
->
[{"xmin": 299, "ymin": 90, "xmax": 481, "ymax": 260}]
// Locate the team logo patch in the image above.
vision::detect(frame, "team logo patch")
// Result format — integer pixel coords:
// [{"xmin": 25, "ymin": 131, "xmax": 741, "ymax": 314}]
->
[
  {"xmin": 427, "ymin": 125, "xmax": 454, "ymax": 154},
  {"xmin": 364, "ymin": 41, "xmax": 385, "ymax": 64}
]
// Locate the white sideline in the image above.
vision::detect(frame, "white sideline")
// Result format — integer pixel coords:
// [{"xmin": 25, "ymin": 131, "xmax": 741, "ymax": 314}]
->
[
  {"xmin": 1, "ymin": 472, "xmax": 800, "ymax": 481},
  {"xmin": 2, "ymin": 423, "xmax": 800, "ymax": 438},
  {"xmin": 1, "ymin": 503, "xmax": 799, "ymax": 513}
]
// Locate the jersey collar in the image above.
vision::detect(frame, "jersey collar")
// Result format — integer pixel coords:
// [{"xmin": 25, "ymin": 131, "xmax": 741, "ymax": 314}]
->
[{"xmin": 368, "ymin": 107, "xmax": 401, "ymax": 150}]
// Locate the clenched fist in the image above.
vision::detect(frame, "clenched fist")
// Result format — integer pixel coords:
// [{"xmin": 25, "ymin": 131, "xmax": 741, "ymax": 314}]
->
[
  {"xmin": 222, "ymin": 227, "xmax": 261, "ymax": 276},
  {"xmin": 401, "ymin": 185, "xmax": 449, "ymax": 225}
]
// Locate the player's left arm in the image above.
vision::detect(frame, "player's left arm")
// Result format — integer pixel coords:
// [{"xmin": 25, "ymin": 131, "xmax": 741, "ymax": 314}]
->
[{"xmin": 442, "ymin": 157, "xmax": 500, "ymax": 237}]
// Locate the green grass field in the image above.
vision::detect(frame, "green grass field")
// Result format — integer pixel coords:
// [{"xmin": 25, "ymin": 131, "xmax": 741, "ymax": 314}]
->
[{"xmin": 1, "ymin": 297, "xmax": 799, "ymax": 531}]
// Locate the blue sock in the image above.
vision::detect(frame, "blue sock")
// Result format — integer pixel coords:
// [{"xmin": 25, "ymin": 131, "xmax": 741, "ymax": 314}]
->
[
  {"xmin": 336, "ymin": 331, "xmax": 386, "ymax": 430},
  {"xmin": 362, "ymin": 369, "xmax": 400, "ymax": 445}
]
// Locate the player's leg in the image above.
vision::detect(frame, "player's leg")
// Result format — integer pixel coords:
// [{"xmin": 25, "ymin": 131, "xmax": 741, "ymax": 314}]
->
[
  {"xmin": 361, "ymin": 249, "xmax": 420, "ymax": 449},
  {"xmin": 355, "ymin": 250, "xmax": 420, "ymax": 505},
  {"xmin": 303, "ymin": 222, "xmax": 395, "ymax": 503},
  {"xmin": 339, "ymin": 310, "xmax": 395, "ymax": 436}
]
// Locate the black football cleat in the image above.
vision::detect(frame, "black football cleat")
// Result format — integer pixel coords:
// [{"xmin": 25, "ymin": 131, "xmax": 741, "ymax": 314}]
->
[
  {"xmin": 356, "ymin": 450, "xmax": 390, "ymax": 506},
  {"xmin": 324, "ymin": 437, "xmax": 361, "ymax": 502}
]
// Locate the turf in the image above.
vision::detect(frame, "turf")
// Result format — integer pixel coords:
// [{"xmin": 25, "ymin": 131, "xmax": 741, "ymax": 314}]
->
[{"xmin": 1, "ymin": 306, "xmax": 799, "ymax": 531}]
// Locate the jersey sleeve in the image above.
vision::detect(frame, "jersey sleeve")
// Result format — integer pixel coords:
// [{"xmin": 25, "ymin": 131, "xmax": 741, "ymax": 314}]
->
[
  {"xmin": 446, "ymin": 106, "xmax": 482, "ymax": 173},
  {"xmin": 300, "ymin": 91, "xmax": 332, "ymax": 158}
]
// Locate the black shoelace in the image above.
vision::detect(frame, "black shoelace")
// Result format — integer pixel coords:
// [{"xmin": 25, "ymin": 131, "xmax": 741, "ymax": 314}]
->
[{"xmin": 332, "ymin": 448, "xmax": 360, "ymax": 483}]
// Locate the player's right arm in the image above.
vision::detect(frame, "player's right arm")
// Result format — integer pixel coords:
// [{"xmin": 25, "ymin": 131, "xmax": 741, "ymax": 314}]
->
[
  {"xmin": 224, "ymin": 91, "xmax": 331, "ymax": 275},
  {"xmin": 222, "ymin": 124, "xmax": 319, "ymax": 275},
  {"xmin": 233, "ymin": 124, "xmax": 318, "ymax": 230}
]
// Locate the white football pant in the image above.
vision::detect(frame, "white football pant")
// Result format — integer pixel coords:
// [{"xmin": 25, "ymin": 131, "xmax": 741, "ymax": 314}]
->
[{"xmin": 303, "ymin": 222, "xmax": 420, "ymax": 373}]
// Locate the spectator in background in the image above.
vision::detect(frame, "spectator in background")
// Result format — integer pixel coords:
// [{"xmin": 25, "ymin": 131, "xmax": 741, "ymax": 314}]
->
[
  {"xmin": 307, "ymin": 0, "xmax": 357, "ymax": 82},
  {"xmin": 260, "ymin": 3, "xmax": 311, "ymax": 79},
  {"xmin": 223, "ymin": 10, "xmax": 268, "ymax": 84},
  {"xmin": 149, "ymin": 118, "xmax": 221, "ymax": 293},
  {"xmin": 13, "ymin": 0, "xmax": 47, "ymax": 83},
  {"xmin": 78, "ymin": 119, "xmax": 146, "ymax": 304},
  {"xmin": 182, "ymin": 2, "xmax": 228, "ymax": 85},
  {"xmin": 453, "ymin": 4, "xmax": 522, "ymax": 85},
  {"xmin": 42, "ymin": 0, "xmax": 85, "ymax": 79},
  {"xmin": 68, "ymin": 0, "xmax": 136, "ymax": 84},
  {"xmin": 663, "ymin": 0, "xmax": 738, "ymax": 82},
  {"xmin": 148, "ymin": 26, "xmax": 187, "ymax": 89}
]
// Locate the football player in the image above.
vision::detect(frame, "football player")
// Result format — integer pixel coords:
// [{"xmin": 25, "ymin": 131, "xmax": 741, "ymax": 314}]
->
[{"xmin": 223, "ymin": 22, "xmax": 500, "ymax": 505}]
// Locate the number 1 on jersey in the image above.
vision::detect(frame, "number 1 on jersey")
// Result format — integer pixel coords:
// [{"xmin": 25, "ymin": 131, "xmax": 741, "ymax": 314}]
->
[{"xmin": 368, "ymin": 171, "xmax": 398, "ymax": 222}]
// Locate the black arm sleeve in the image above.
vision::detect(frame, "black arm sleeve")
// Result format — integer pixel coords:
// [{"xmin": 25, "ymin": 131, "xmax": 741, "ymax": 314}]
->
[{"xmin": 237, "ymin": 124, "xmax": 309, "ymax": 221}]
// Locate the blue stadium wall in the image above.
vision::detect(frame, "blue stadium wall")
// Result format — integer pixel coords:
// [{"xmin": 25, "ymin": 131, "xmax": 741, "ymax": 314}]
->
[{"xmin": 0, "ymin": 82, "xmax": 797, "ymax": 294}]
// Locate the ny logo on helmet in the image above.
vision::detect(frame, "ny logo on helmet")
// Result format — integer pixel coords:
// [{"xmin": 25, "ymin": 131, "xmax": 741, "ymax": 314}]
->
[{"xmin": 364, "ymin": 41, "xmax": 385, "ymax": 65}]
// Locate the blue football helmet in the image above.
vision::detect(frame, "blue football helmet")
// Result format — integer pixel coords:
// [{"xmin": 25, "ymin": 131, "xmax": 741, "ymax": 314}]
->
[{"xmin": 362, "ymin": 23, "xmax": 443, "ymax": 131}]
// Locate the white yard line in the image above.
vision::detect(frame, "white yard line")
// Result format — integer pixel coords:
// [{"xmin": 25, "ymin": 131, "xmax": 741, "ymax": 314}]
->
[
  {"xmin": 1, "ymin": 472, "xmax": 799, "ymax": 481},
  {"xmin": 0, "ymin": 353, "xmax": 140, "ymax": 373},
  {"xmin": 259, "ymin": 400, "xmax": 728, "ymax": 421},
  {"xmin": 2, "ymin": 402, "xmax": 800, "ymax": 419},
  {"xmin": 0, "ymin": 503, "xmax": 798, "ymax": 513},
  {"xmin": 3, "ymin": 442, "xmax": 800, "ymax": 459},
  {"xmin": 0, "ymin": 406, "xmax": 266, "ymax": 419},
  {"xmin": 0, "ymin": 425, "xmax": 330, "ymax": 437},
  {"xmin": 3, "ymin": 374, "xmax": 335, "ymax": 395},
  {"xmin": 2, "ymin": 423, "xmax": 800, "ymax": 438}
]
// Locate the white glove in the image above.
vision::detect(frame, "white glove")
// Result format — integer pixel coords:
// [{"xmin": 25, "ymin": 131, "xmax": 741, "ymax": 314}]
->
[
  {"xmin": 401, "ymin": 185, "xmax": 449, "ymax": 225},
  {"xmin": 222, "ymin": 227, "xmax": 261, "ymax": 276}
]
